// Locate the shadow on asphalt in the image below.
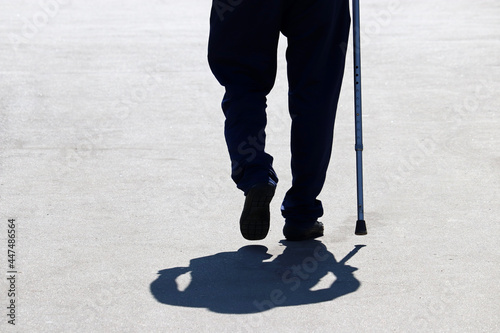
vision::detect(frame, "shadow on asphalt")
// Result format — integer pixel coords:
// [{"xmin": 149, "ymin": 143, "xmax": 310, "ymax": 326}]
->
[{"xmin": 150, "ymin": 241, "xmax": 365, "ymax": 314}]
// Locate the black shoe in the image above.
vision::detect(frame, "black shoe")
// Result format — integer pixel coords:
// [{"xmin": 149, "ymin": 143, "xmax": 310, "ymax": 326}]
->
[
  {"xmin": 239, "ymin": 183, "xmax": 276, "ymax": 240},
  {"xmin": 283, "ymin": 221, "xmax": 324, "ymax": 241}
]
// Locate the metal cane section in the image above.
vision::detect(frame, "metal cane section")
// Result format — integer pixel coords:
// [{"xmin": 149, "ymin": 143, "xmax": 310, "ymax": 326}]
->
[{"xmin": 353, "ymin": 0, "xmax": 367, "ymax": 235}]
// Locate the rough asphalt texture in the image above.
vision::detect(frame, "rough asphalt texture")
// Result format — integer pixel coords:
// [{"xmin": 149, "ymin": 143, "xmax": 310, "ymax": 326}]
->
[{"xmin": 1, "ymin": 0, "xmax": 499, "ymax": 332}]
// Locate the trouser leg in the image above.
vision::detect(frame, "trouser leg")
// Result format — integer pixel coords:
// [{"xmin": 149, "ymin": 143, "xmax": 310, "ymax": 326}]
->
[
  {"xmin": 280, "ymin": 0, "xmax": 351, "ymax": 226},
  {"xmin": 208, "ymin": 0, "xmax": 281, "ymax": 194}
]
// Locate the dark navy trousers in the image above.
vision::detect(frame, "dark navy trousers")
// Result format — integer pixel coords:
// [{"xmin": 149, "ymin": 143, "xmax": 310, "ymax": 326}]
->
[{"xmin": 208, "ymin": 0, "xmax": 350, "ymax": 227}]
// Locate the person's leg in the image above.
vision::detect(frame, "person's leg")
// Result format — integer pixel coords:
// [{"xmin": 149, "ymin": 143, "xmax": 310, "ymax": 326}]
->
[
  {"xmin": 208, "ymin": 0, "xmax": 281, "ymax": 194},
  {"xmin": 208, "ymin": 0, "xmax": 282, "ymax": 240},
  {"xmin": 280, "ymin": 0, "xmax": 351, "ymax": 232}
]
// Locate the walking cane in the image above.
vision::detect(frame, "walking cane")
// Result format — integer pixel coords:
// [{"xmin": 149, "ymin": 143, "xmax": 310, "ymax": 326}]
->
[{"xmin": 353, "ymin": 0, "xmax": 367, "ymax": 235}]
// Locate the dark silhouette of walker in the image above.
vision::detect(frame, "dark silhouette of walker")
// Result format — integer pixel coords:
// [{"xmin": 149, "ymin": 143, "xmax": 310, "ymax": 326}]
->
[{"xmin": 150, "ymin": 241, "xmax": 364, "ymax": 314}]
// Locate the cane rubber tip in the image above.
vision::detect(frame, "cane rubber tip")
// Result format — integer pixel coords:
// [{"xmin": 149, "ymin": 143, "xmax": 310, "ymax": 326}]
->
[{"xmin": 355, "ymin": 220, "xmax": 367, "ymax": 235}]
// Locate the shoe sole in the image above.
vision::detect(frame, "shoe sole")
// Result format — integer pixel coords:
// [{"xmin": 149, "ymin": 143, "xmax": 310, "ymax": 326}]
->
[{"xmin": 239, "ymin": 184, "xmax": 275, "ymax": 240}]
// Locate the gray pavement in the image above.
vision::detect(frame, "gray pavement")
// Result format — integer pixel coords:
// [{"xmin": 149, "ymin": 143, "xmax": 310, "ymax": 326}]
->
[{"xmin": 1, "ymin": 0, "xmax": 499, "ymax": 332}]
